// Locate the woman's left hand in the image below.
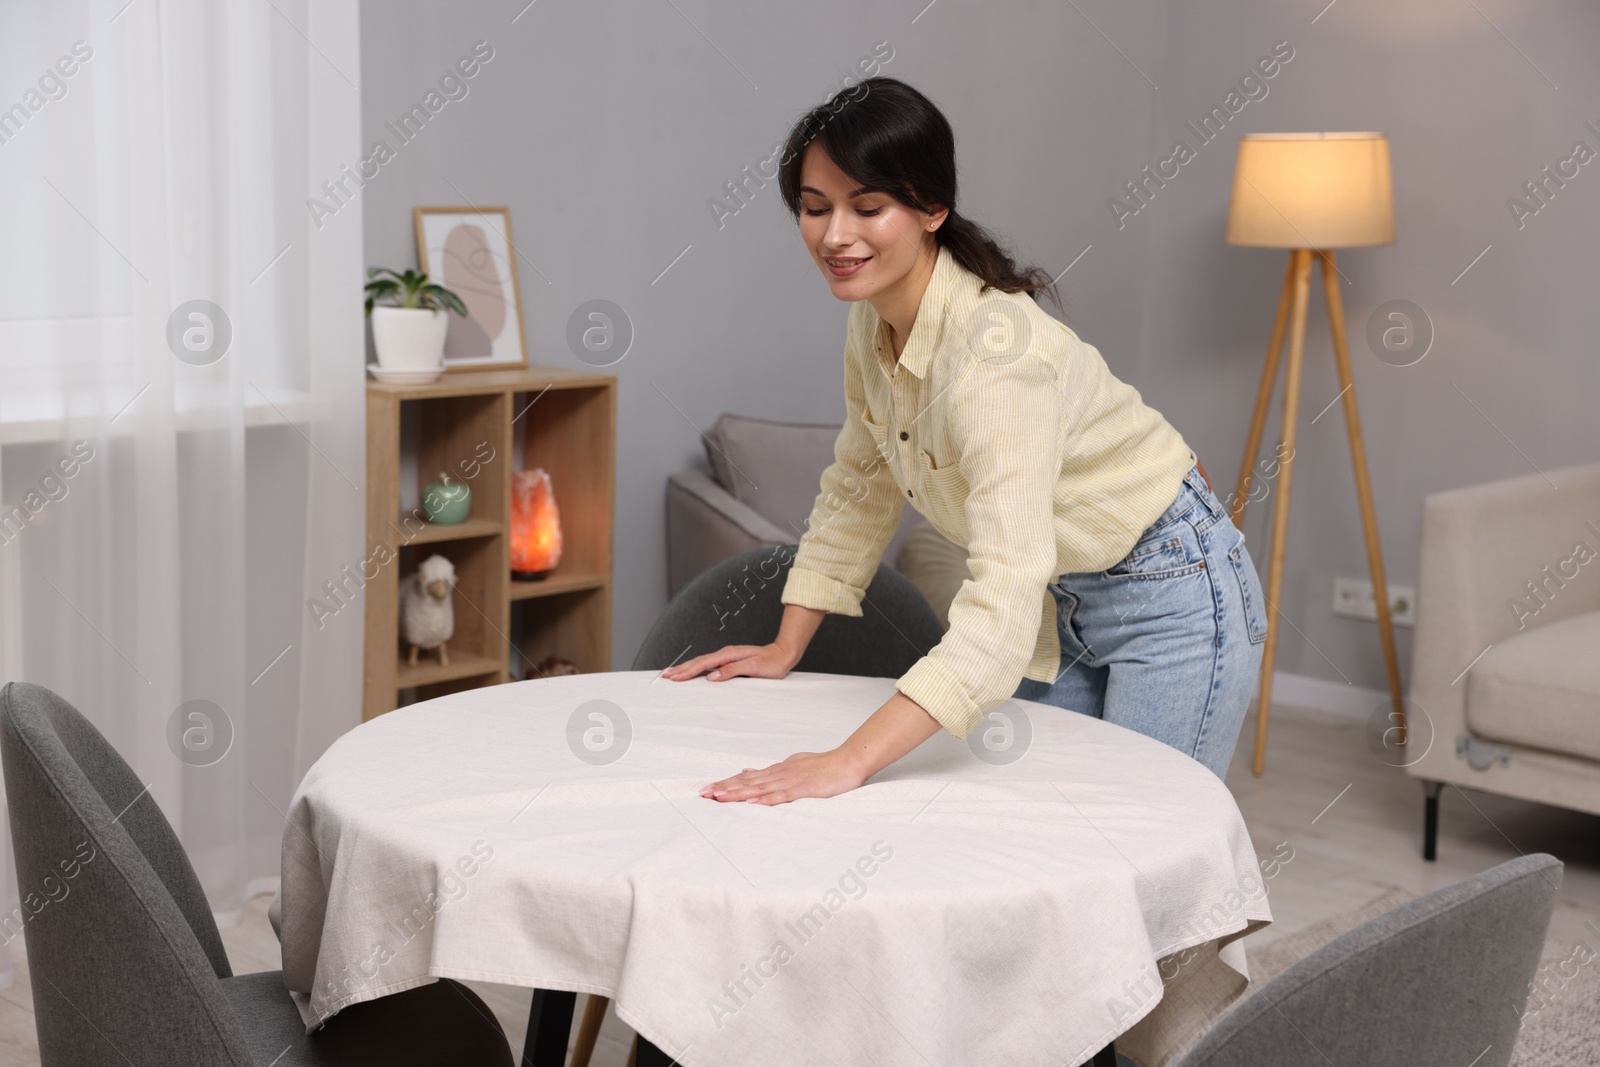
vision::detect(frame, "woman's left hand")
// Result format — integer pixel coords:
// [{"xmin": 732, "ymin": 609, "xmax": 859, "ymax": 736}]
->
[{"xmin": 700, "ymin": 749, "xmax": 867, "ymax": 806}]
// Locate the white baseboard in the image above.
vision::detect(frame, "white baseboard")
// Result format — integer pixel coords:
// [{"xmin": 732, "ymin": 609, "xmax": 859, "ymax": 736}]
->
[{"xmin": 1268, "ymin": 670, "xmax": 1391, "ymax": 723}]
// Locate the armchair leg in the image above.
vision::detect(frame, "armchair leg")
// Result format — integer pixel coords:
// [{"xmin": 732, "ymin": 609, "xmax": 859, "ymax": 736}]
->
[
  {"xmin": 1423, "ymin": 781, "xmax": 1444, "ymax": 862},
  {"xmin": 522, "ymin": 988, "xmax": 576, "ymax": 1066}
]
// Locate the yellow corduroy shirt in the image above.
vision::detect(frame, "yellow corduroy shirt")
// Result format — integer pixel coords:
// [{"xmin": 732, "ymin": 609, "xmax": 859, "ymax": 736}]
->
[{"xmin": 779, "ymin": 243, "xmax": 1196, "ymax": 741}]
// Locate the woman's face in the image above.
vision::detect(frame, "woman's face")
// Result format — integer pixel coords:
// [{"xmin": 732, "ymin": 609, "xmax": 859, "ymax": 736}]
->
[{"xmin": 797, "ymin": 142, "xmax": 944, "ymax": 304}]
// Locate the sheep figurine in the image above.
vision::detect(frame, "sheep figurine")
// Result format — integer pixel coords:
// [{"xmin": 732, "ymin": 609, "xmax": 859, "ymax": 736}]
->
[{"xmin": 400, "ymin": 554, "xmax": 456, "ymax": 667}]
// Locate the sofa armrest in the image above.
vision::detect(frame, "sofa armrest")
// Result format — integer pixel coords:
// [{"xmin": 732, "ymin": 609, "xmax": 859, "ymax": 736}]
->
[
  {"xmin": 1408, "ymin": 460, "xmax": 1600, "ymax": 772},
  {"xmin": 666, "ymin": 469, "xmax": 792, "ymax": 599}
]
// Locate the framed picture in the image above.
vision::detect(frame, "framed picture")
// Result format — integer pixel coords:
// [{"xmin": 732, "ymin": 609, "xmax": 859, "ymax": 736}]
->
[{"xmin": 413, "ymin": 206, "xmax": 528, "ymax": 371}]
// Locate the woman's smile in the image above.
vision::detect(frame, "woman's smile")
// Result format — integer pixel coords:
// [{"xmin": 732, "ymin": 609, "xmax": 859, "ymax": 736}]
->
[{"xmin": 824, "ymin": 255, "xmax": 871, "ymax": 277}]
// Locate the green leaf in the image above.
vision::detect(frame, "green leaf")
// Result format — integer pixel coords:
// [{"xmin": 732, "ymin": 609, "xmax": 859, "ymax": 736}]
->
[
  {"xmin": 421, "ymin": 283, "xmax": 469, "ymax": 317},
  {"xmin": 364, "ymin": 266, "xmax": 452, "ymax": 312}
]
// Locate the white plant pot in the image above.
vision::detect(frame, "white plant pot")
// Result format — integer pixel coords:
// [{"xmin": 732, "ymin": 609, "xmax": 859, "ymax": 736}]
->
[{"xmin": 372, "ymin": 307, "xmax": 449, "ymax": 370}]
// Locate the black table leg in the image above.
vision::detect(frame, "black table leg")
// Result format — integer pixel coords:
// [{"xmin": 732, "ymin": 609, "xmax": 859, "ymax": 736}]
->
[
  {"xmin": 521, "ymin": 988, "xmax": 576, "ymax": 1066},
  {"xmin": 636, "ymin": 1035, "xmax": 686, "ymax": 1067},
  {"xmin": 1090, "ymin": 1040, "xmax": 1118, "ymax": 1066}
]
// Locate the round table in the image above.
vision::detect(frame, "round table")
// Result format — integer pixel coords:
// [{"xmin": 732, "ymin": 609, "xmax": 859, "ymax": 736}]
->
[{"xmin": 273, "ymin": 670, "xmax": 1272, "ymax": 1067}]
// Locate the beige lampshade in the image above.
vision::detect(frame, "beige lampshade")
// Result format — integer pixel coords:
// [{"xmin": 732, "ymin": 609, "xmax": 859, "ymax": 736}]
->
[{"xmin": 1225, "ymin": 132, "xmax": 1395, "ymax": 248}]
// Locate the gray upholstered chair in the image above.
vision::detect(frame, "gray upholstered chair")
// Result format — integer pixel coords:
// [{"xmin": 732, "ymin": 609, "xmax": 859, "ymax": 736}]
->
[
  {"xmin": 1172, "ymin": 853, "xmax": 1561, "ymax": 1067},
  {"xmin": 632, "ymin": 544, "xmax": 945, "ymax": 677},
  {"xmin": 0, "ymin": 680, "xmax": 514, "ymax": 1067}
]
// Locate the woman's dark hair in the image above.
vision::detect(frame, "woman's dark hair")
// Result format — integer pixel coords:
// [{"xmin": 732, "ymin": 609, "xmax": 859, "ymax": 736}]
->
[{"xmin": 777, "ymin": 76, "xmax": 1063, "ymax": 313}]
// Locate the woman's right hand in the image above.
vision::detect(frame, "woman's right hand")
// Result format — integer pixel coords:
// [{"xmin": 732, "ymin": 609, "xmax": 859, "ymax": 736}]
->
[{"xmin": 659, "ymin": 641, "xmax": 799, "ymax": 682}]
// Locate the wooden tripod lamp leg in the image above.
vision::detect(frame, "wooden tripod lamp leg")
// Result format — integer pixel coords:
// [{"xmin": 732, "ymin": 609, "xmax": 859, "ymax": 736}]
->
[
  {"xmin": 1317, "ymin": 250, "xmax": 1408, "ymax": 739},
  {"xmin": 1253, "ymin": 249, "xmax": 1315, "ymax": 777},
  {"xmin": 1231, "ymin": 253, "xmax": 1298, "ymax": 529}
]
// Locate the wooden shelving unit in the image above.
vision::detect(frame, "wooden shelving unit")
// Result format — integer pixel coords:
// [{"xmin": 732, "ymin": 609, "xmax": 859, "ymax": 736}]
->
[{"xmin": 363, "ymin": 365, "xmax": 617, "ymax": 721}]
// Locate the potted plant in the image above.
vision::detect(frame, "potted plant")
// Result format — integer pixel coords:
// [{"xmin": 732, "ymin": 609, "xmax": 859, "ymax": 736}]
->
[{"xmin": 364, "ymin": 267, "xmax": 469, "ymax": 371}]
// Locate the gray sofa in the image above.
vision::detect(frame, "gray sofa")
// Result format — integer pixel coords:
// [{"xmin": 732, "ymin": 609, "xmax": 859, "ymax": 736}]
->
[
  {"xmin": 1406, "ymin": 459, "xmax": 1600, "ymax": 858},
  {"xmin": 667, "ymin": 413, "xmax": 969, "ymax": 624}
]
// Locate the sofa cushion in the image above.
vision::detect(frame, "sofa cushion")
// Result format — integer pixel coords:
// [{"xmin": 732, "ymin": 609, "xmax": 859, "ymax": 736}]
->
[
  {"xmin": 896, "ymin": 523, "xmax": 970, "ymax": 630},
  {"xmin": 704, "ymin": 413, "xmax": 842, "ymax": 532},
  {"xmin": 1466, "ymin": 610, "xmax": 1600, "ymax": 761},
  {"xmin": 703, "ymin": 412, "xmax": 926, "ymax": 564}
]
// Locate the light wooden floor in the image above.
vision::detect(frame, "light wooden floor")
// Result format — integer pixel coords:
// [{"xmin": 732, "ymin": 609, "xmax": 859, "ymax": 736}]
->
[{"xmin": 2, "ymin": 700, "xmax": 1596, "ymax": 1066}]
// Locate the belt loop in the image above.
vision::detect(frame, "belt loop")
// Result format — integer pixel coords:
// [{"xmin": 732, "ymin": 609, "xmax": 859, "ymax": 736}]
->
[{"xmin": 1187, "ymin": 463, "xmax": 1220, "ymax": 517}]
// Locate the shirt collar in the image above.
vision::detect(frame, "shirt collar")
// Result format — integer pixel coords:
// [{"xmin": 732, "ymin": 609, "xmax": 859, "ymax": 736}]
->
[{"xmin": 871, "ymin": 243, "xmax": 961, "ymax": 381}]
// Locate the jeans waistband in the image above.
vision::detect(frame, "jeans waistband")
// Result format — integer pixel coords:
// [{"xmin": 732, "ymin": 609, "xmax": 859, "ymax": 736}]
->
[{"xmin": 1150, "ymin": 462, "xmax": 1224, "ymax": 532}]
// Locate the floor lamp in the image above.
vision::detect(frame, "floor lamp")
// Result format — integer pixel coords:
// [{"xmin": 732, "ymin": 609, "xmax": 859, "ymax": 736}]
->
[{"xmin": 1223, "ymin": 132, "xmax": 1407, "ymax": 776}]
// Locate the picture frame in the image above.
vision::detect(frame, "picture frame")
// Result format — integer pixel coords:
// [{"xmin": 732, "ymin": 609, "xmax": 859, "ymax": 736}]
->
[{"xmin": 413, "ymin": 206, "xmax": 529, "ymax": 371}]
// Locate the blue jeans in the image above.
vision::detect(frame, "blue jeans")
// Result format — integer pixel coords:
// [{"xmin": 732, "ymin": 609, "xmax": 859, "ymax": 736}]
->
[{"xmin": 1012, "ymin": 463, "xmax": 1268, "ymax": 780}]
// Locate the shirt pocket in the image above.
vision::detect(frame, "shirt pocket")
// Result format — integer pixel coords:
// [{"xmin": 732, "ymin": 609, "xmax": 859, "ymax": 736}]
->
[
  {"xmin": 916, "ymin": 448, "xmax": 969, "ymax": 538},
  {"xmin": 860, "ymin": 413, "xmax": 892, "ymax": 456}
]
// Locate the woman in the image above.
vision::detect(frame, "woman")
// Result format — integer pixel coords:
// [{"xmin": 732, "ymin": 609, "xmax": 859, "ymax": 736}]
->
[{"xmin": 664, "ymin": 77, "xmax": 1268, "ymax": 803}]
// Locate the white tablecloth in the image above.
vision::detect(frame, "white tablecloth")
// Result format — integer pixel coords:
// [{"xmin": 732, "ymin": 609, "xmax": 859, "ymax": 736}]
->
[{"xmin": 271, "ymin": 671, "xmax": 1271, "ymax": 1067}]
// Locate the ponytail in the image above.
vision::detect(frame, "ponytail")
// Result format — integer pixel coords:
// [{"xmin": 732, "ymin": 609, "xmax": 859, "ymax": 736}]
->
[{"xmin": 935, "ymin": 208, "xmax": 1061, "ymax": 311}]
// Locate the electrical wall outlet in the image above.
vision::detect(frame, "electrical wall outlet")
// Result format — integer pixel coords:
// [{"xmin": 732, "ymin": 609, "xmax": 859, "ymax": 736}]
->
[{"xmin": 1332, "ymin": 577, "xmax": 1416, "ymax": 627}]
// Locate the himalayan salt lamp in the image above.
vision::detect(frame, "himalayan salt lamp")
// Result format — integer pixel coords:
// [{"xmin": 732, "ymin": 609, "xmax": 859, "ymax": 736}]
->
[{"xmin": 510, "ymin": 468, "xmax": 562, "ymax": 580}]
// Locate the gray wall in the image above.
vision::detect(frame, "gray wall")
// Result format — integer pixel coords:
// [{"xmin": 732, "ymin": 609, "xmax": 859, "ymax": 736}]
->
[
  {"xmin": 360, "ymin": 0, "xmax": 1599, "ymax": 692},
  {"xmin": 1134, "ymin": 0, "xmax": 1600, "ymax": 694}
]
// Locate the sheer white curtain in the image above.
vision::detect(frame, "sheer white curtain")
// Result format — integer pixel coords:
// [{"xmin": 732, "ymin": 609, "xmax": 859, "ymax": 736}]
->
[{"xmin": 0, "ymin": 0, "xmax": 365, "ymax": 987}]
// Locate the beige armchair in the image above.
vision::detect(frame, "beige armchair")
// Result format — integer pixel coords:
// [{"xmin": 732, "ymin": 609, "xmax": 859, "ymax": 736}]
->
[{"xmin": 1407, "ymin": 459, "xmax": 1600, "ymax": 859}]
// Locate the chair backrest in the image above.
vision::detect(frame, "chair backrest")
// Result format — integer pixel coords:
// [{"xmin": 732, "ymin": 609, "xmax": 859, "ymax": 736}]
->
[
  {"xmin": 1173, "ymin": 853, "xmax": 1562, "ymax": 1067},
  {"xmin": 632, "ymin": 545, "xmax": 945, "ymax": 678},
  {"xmin": 0, "ymin": 681, "xmax": 254, "ymax": 1065}
]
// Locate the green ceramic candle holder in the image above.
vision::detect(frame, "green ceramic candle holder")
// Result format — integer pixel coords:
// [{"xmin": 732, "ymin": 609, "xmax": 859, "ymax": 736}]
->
[{"xmin": 422, "ymin": 481, "xmax": 471, "ymax": 524}]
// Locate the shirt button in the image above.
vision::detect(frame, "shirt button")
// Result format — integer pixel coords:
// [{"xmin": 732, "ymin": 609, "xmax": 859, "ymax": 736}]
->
[
  {"xmin": 899, "ymin": 431, "xmax": 908, "ymax": 440},
  {"xmin": 907, "ymin": 489, "xmax": 914, "ymax": 498}
]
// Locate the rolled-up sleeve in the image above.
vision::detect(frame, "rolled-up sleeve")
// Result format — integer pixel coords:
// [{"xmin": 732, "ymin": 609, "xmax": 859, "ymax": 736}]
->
[
  {"xmin": 780, "ymin": 320, "xmax": 906, "ymax": 617},
  {"xmin": 894, "ymin": 351, "xmax": 1064, "ymax": 739}
]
